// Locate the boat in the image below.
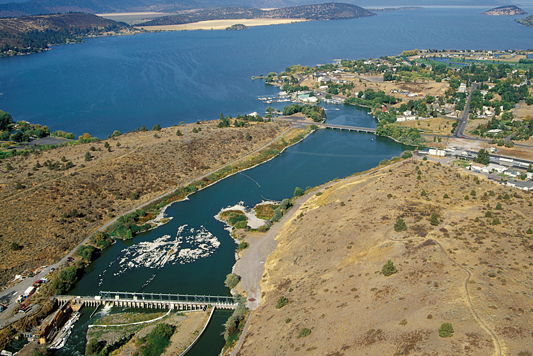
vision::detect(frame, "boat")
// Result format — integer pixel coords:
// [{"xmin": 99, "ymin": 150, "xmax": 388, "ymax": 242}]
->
[{"xmin": 49, "ymin": 312, "xmax": 81, "ymax": 349}]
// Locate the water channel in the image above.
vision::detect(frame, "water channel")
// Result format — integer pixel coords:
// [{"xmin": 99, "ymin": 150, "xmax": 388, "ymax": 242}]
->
[{"xmin": 55, "ymin": 105, "xmax": 412, "ymax": 355}]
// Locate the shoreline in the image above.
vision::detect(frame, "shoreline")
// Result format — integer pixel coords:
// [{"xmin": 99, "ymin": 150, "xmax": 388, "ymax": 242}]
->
[{"xmin": 135, "ymin": 18, "xmax": 308, "ymax": 31}]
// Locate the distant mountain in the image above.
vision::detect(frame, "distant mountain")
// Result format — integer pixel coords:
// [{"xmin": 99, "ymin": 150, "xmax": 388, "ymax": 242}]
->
[
  {"xmin": 483, "ymin": 5, "xmax": 527, "ymax": 15},
  {"xmin": 142, "ymin": 3, "xmax": 374, "ymax": 26}
]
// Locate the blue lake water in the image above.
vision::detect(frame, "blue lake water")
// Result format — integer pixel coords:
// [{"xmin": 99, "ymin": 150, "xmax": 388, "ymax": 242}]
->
[
  {"xmin": 4, "ymin": 5, "xmax": 533, "ymax": 355},
  {"xmin": 1, "ymin": 6, "xmax": 533, "ymax": 138}
]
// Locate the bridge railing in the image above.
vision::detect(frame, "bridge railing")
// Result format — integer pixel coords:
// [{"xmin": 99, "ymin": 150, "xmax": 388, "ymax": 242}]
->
[{"xmin": 56, "ymin": 292, "xmax": 237, "ymax": 305}]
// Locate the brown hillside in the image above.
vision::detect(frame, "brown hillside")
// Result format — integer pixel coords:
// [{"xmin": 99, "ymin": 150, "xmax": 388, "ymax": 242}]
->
[
  {"xmin": 237, "ymin": 159, "xmax": 533, "ymax": 355},
  {"xmin": 0, "ymin": 121, "xmax": 289, "ymax": 287}
]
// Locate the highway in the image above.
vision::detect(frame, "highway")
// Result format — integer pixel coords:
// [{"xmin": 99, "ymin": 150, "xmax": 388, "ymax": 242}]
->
[{"xmin": 454, "ymin": 82, "xmax": 478, "ymax": 138}]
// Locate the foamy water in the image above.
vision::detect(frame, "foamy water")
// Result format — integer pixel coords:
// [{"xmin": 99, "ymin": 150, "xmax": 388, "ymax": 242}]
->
[{"xmin": 97, "ymin": 225, "xmax": 220, "ymax": 285}]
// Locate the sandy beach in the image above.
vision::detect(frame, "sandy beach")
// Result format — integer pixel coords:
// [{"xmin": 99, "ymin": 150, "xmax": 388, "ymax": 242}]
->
[{"xmin": 136, "ymin": 18, "xmax": 308, "ymax": 31}]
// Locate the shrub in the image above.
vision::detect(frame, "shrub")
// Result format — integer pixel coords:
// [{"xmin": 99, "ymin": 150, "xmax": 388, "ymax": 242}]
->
[
  {"xmin": 470, "ymin": 190, "xmax": 476, "ymax": 196},
  {"xmin": 276, "ymin": 296, "xmax": 289, "ymax": 309},
  {"xmin": 492, "ymin": 218, "xmax": 501, "ymax": 225},
  {"xmin": 430, "ymin": 213, "xmax": 440, "ymax": 226},
  {"xmin": 176, "ymin": 129, "xmax": 183, "ymax": 136},
  {"xmin": 423, "ymin": 156, "xmax": 427, "ymax": 161},
  {"xmin": 224, "ymin": 273, "xmax": 240, "ymax": 289},
  {"xmin": 464, "ymin": 195, "xmax": 469, "ymax": 200},
  {"xmin": 382, "ymin": 260, "xmax": 397, "ymax": 276},
  {"xmin": 298, "ymin": 328, "xmax": 311, "ymax": 338},
  {"xmin": 238, "ymin": 242, "xmax": 248, "ymax": 251},
  {"xmin": 401, "ymin": 151, "xmax": 413, "ymax": 159},
  {"xmin": 443, "ymin": 194, "xmax": 449, "ymax": 198},
  {"xmin": 84, "ymin": 152, "xmax": 92, "ymax": 161},
  {"xmin": 485, "ymin": 211, "xmax": 493, "ymax": 218},
  {"xmin": 9, "ymin": 242, "xmax": 20, "ymax": 251},
  {"xmin": 272, "ymin": 208, "xmax": 282, "ymax": 222},
  {"xmin": 152, "ymin": 124, "xmax": 161, "ymax": 131},
  {"xmin": 234, "ymin": 220, "xmax": 247, "ymax": 229},
  {"xmin": 387, "ymin": 193, "xmax": 393, "ymax": 198},
  {"xmin": 294, "ymin": 187, "xmax": 304, "ymax": 197},
  {"xmin": 527, "ymin": 228, "xmax": 533, "ymax": 234},
  {"xmin": 438, "ymin": 322, "xmax": 454, "ymax": 338},
  {"xmin": 280, "ymin": 198, "xmax": 292, "ymax": 211},
  {"xmin": 394, "ymin": 218, "xmax": 407, "ymax": 232},
  {"xmin": 495, "ymin": 202, "xmax": 503, "ymax": 210}
]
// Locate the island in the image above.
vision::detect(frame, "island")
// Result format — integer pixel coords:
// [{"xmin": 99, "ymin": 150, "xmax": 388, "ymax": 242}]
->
[
  {"xmin": 482, "ymin": 5, "xmax": 527, "ymax": 15},
  {"xmin": 226, "ymin": 23, "xmax": 248, "ymax": 30}
]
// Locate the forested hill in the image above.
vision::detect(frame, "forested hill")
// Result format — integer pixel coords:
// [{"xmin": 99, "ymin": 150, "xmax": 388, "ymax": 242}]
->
[
  {"xmin": 517, "ymin": 14, "xmax": 533, "ymax": 26},
  {"xmin": 262, "ymin": 2, "xmax": 374, "ymax": 20},
  {"xmin": 0, "ymin": 13, "xmax": 130, "ymax": 55},
  {"xmin": 142, "ymin": 3, "xmax": 375, "ymax": 26}
]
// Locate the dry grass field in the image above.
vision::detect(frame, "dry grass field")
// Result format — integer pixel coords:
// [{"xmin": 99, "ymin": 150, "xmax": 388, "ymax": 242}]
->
[
  {"xmin": 0, "ymin": 121, "xmax": 289, "ymax": 287},
  {"xmin": 237, "ymin": 159, "xmax": 533, "ymax": 356}
]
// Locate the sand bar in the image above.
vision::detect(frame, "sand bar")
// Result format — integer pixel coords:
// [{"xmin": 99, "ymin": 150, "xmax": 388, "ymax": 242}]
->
[{"xmin": 136, "ymin": 18, "xmax": 308, "ymax": 31}]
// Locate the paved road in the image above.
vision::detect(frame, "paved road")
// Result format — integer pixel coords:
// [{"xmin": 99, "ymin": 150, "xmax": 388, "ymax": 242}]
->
[{"xmin": 454, "ymin": 83, "xmax": 478, "ymax": 138}]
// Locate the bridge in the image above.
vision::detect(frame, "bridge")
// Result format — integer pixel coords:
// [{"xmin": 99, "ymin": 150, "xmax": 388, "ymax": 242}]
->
[
  {"xmin": 56, "ymin": 291, "xmax": 238, "ymax": 310},
  {"xmin": 320, "ymin": 123, "xmax": 376, "ymax": 133}
]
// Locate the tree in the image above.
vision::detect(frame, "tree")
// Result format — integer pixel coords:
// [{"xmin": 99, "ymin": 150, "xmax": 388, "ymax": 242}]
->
[
  {"xmin": 294, "ymin": 187, "xmax": 304, "ymax": 197},
  {"xmin": 383, "ymin": 72, "xmax": 394, "ymax": 81},
  {"xmin": 10, "ymin": 242, "xmax": 20, "ymax": 251},
  {"xmin": 0, "ymin": 110, "xmax": 13, "ymax": 131},
  {"xmin": 224, "ymin": 273, "xmax": 240, "ymax": 289},
  {"xmin": 85, "ymin": 338, "xmax": 103, "ymax": 356},
  {"xmin": 474, "ymin": 149, "xmax": 490, "ymax": 165},
  {"xmin": 152, "ymin": 124, "xmax": 161, "ymax": 131},
  {"xmin": 382, "ymin": 260, "xmax": 397, "ymax": 276},
  {"xmin": 394, "ymin": 218, "xmax": 407, "ymax": 232},
  {"xmin": 111, "ymin": 130, "xmax": 121, "ymax": 137},
  {"xmin": 176, "ymin": 129, "xmax": 183, "ymax": 136},
  {"xmin": 496, "ymin": 202, "xmax": 503, "ymax": 210},
  {"xmin": 245, "ymin": 132, "xmax": 252, "ymax": 141},
  {"xmin": 438, "ymin": 322, "xmax": 454, "ymax": 338},
  {"xmin": 84, "ymin": 152, "xmax": 92, "ymax": 161},
  {"xmin": 430, "ymin": 213, "xmax": 440, "ymax": 226}
]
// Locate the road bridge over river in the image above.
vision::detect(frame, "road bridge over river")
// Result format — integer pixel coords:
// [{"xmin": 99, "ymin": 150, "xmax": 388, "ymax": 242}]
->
[{"xmin": 56, "ymin": 291, "xmax": 238, "ymax": 310}]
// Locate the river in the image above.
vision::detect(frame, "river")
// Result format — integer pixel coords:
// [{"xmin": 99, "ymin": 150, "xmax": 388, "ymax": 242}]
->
[{"xmin": 3, "ymin": 5, "xmax": 533, "ymax": 355}]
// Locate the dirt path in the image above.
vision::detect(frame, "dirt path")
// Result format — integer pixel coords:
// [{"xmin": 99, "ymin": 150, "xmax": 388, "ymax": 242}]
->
[{"xmin": 385, "ymin": 224, "xmax": 502, "ymax": 356}]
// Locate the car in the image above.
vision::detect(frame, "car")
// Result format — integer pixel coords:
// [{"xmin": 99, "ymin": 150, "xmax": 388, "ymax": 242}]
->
[{"xmin": 461, "ymin": 136, "xmax": 465, "ymax": 138}]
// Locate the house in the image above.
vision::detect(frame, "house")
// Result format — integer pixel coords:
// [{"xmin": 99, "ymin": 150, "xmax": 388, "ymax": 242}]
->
[
  {"xmin": 487, "ymin": 163, "xmax": 506, "ymax": 173},
  {"xmin": 503, "ymin": 168, "xmax": 519, "ymax": 178},
  {"xmin": 510, "ymin": 179, "xmax": 533, "ymax": 191}
]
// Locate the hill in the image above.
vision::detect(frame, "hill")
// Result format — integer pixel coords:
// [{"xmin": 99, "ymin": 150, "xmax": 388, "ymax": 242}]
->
[
  {"xmin": 0, "ymin": 13, "xmax": 130, "ymax": 55},
  {"xmin": 482, "ymin": 5, "xmax": 527, "ymax": 15},
  {"xmin": 517, "ymin": 14, "xmax": 533, "ymax": 27},
  {"xmin": 234, "ymin": 158, "xmax": 533, "ymax": 355},
  {"xmin": 142, "ymin": 3, "xmax": 375, "ymax": 26},
  {"xmin": 0, "ymin": 120, "xmax": 290, "ymax": 287}
]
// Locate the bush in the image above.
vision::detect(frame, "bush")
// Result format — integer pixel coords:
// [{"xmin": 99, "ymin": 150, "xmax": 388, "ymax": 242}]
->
[
  {"xmin": 485, "ymin": 211, "xmax": 493, "ymax": 218},
  {"xmin": 276, "ymin": 296, "xmax": 289, "ymax": 309},
  {"xmin": 152, "ymin": 124, "xmax": 161, "ymax": 131},
  {"xmin": 294, "ymin": 187, "xmax": 304, "ymax": 197},
  {"xmin": 382, "ymin": 260, "xmax": 397, "ymax": 276},
  {"xmin": 298, "ymin": 328, "xmax": 311, "ymax": 338},
  {"xmin": 224, "ymin": 273, "xmax": 240, "ymax": 289},
  {"xmin": 138, "ymin": 323, "xmax": 175, "ymax": 356},
  {"xmin": 280, "ymin": 198, "xmax": 292, "ymax": 211},
  {"xmin": 527, "ymin": 228, "xmax": 533, "ymax": 234},
  {"xmin": 238, "ymin": 242, "xmax": 248, "ymax": 251},
  {"xmin": 443, "ymin": 194, "xmax": 449, "ymax": 198},
  {"xmin": 496, "ymin": 202, "xmax": 503, "ymax": 210},
  {"xmin": 85, "ymin": 339, "xmax": 103, "ymax": 356},
  {"xmin": 421, "ymin": 190, "xmax": 427, "ymax": 196},
  {"xmin": 272, "ymin": 208, "xmax": 282, "ymax": 222},
  {"xmin": 438, "ymin": 322, "xmax": 454, "ymax": 338},
  {"xmin": 430, "ymin": 213, "xmax": 440, "ymax": 226},
  {"xmin": 394, "ymin": 218, "xmax": 407, "ymax": 232},
  {"xmin": 9, "ymin": 242, "xmax": 20, "ymax": 251},
  {"xmin": 234, "ymin": 220, "xmax": 247, "ymax": 229}
]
